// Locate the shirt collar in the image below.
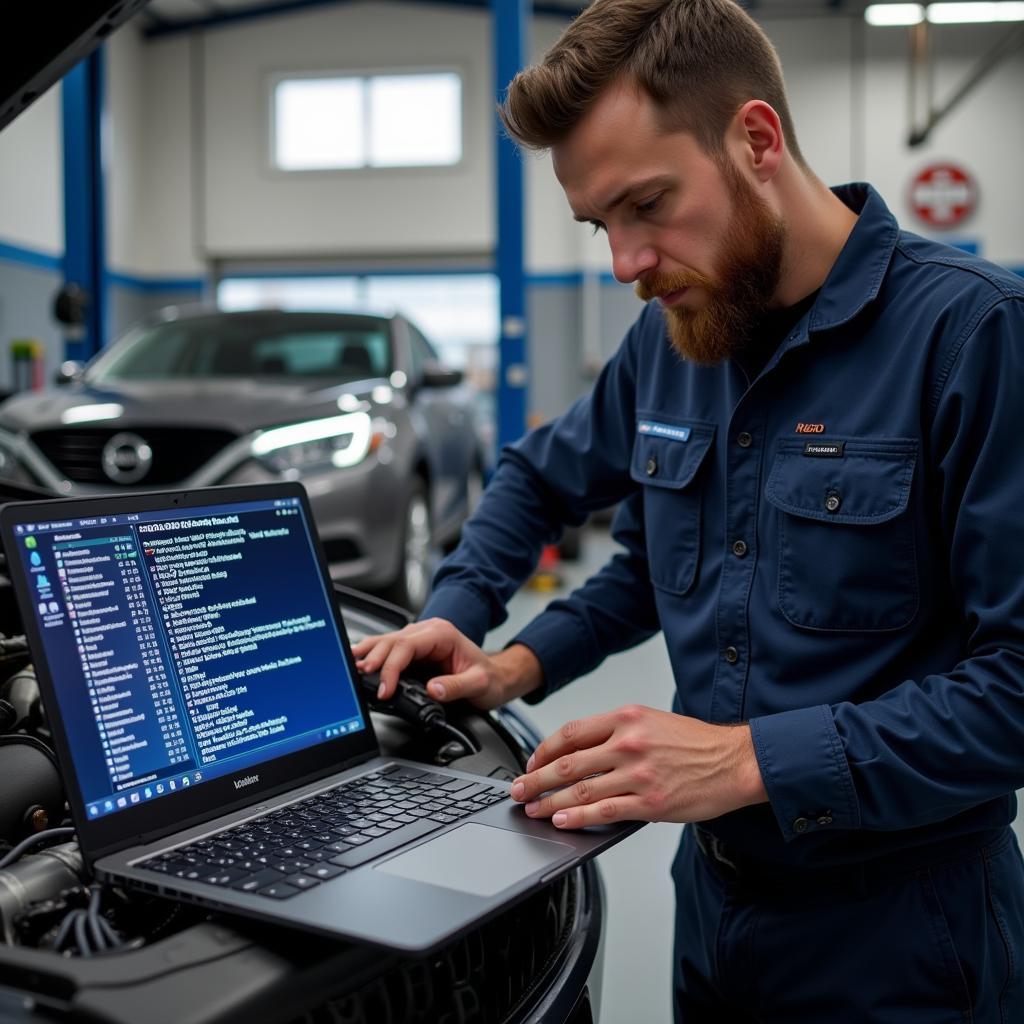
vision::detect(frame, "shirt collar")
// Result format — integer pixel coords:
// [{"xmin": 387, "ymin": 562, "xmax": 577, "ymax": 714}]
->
[{"xmin": 806, "ymin": 183, "xmax": 900, "ymax": 334}]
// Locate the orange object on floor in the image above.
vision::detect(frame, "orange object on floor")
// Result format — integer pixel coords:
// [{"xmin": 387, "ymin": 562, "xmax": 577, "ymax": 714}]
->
[{"xmin": 526, "ymin": 543, "xmax": 564, "ymax": 591}]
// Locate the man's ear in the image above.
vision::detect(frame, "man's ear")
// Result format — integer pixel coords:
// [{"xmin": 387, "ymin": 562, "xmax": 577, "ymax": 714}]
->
[{"xmin": 728, "ymin": 100, "xmax": 783, "ymax": 183}]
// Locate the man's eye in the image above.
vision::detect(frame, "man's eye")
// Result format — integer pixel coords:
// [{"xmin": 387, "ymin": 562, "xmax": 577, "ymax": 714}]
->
[{"xmin": 636, "ymin": 195, "xmax": 661, "ymax": 215}]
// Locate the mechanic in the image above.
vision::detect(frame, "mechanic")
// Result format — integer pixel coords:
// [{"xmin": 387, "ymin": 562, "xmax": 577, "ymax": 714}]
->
[{"xmin": 353, "ymin": 0, "xmax": 1024, "ymax": 1019}]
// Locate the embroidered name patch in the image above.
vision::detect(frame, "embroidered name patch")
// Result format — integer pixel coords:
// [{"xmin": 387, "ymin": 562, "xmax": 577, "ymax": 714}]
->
[
  {"xmin": 638, "ymin": 420, "xmax": 691, "ymax": 442},
  {"xmin": 803, "ymin": 441, "xmax": 845, "ymax": 458},
  {"xmin": 795, "ymin": 422, "xmax": 826, "ymax": 434}
]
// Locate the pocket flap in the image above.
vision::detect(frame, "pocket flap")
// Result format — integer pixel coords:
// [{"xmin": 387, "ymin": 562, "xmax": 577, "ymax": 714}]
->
[
  {"xmin": 764, "ymin": 439, "xmax": 917, "ymax": 525},
  {"xmin": 630, "ymin": 416, "xmax": 715, "ymax": 490}
]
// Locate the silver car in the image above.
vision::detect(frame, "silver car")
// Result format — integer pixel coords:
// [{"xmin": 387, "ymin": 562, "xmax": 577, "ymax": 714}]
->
[{"xmin": 0, "ymin": 307, "xmax": 487, "ymax": 610}]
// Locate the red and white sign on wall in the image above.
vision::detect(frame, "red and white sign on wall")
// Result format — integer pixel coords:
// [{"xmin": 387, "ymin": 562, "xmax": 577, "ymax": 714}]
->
[{"xmin": 909, "ymin": 163, "xmax": 978, "ymax": 229}]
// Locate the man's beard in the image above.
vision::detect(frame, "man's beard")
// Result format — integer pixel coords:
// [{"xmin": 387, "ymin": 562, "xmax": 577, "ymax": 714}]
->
[{"xmin": 634, "ymin": 163, "xmax": 786, "ymax": 366}]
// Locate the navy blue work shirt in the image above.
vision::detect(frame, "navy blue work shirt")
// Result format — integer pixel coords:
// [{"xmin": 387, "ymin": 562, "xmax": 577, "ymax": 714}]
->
[{"xmin": 422, "ymin": 184, "xmax": 1024, "ymax": 869}]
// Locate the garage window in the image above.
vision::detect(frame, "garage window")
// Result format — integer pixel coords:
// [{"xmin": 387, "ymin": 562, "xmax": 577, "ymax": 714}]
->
[{"xmin": 273, "ymin": 71, "xmax": 462, "ymax": 171}]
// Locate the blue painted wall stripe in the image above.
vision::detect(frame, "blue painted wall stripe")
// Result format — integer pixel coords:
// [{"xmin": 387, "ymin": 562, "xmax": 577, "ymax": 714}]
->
[
  {"xmin": 214, "ymin": 266, "xmax": 492, "ymax": 280},
  {"xmin": 5, "ymin": 239, "xmax": 1020, "ymax": 286},
  {"xmin": 0, "ymin": 241, "xmax": 63, "ymax": 273},
  {"xmin": 0, "ymin": 241, "xmax": 643, "ymax": 290},
  {"xmin": 106, "ymin": 271, "xmax": 206, "ymax": 293}
]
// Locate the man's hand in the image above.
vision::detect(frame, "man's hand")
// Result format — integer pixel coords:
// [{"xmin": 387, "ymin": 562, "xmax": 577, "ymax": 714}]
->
[
  {"xmin": 351, "ymin": 618, "xmax": 543, "ymax": 710},
  {"xmin": 510, "ymin": 705, "xmax": 768, "ymax": 827}
]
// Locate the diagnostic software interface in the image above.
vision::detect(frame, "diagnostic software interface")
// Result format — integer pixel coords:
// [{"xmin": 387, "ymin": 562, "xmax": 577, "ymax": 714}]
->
[{"xmin": 10, "ymin": 495, "xmax": 363, "ymax": 821}]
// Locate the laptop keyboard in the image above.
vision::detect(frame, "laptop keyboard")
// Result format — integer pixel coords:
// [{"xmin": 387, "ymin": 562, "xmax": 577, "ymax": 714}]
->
[{"xmin": 138, "ymin": 765, "xmax": 508, "ymax": 900}]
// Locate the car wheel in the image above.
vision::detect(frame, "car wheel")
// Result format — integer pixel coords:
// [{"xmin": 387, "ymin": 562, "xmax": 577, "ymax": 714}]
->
[{"xmin": 383, "ymin": 478, "xmax": 436, "ymax": 613}]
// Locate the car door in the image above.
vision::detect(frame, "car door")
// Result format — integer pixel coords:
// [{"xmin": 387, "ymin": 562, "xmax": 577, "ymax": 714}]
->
[{"xmin": 401, "ymin": 319, "xmax": 473, "ymax": 533}]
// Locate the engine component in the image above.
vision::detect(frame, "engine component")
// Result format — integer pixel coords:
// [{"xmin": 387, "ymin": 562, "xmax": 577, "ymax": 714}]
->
[
  {"xmin": 1, "ymin": 666, "xmax": 42, "ymax": 734},
  {"xmin": 0, "ymin": 736, "xmax": 64, "ymax": 842},
  {"xmin": 0, "ymin": 841, "xmax": 83, "ymax": 945}
]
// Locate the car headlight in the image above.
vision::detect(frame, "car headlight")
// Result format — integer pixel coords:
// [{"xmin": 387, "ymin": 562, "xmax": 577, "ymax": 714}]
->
[
  {"xmin": 0, "ymin": 440, "xmax": 42, "ymax": 487},
  {"xmin": 250, "ymin": 412, "xmax": 373, "ymax": 474}
]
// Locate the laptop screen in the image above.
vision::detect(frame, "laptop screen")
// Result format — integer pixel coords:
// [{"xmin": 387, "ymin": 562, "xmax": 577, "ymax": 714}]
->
[{"xmin": 7, "ymin": 491, "xmax": 365, "ymax": 823}]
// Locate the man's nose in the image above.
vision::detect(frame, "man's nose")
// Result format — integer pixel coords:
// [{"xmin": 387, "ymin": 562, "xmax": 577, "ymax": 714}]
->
[{"xmin": 610, "ymin": 234, "xmax": 658, "ymax": 284}]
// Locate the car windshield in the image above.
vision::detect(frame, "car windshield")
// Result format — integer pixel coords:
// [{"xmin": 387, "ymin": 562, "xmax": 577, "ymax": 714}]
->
[{"xmin": 87, "ymin": 313, "xmax": 393, "ymax": 382}]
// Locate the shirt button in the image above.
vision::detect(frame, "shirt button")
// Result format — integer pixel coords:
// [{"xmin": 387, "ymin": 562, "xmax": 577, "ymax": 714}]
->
[
  {"xmin": 737, "ymin": 431, "xmax": 753, "ymax": 448},
  {"xmin": 724, "ymin": 646, "xmax": 739, "ymax": 664},
  {"xmin": 732, "ymin": 539, "xmax": 748, "ymax": 557},
  {"xmin": 646, "ymin": 457, "xmax": 658, "ymax": 477},
  {"xmin": 824, "ymin": 493, "xmax": 842, "ymax": 513},
  {"xmin": 793, "ymin": 817, "xmax": 810, "ymax": 834}
]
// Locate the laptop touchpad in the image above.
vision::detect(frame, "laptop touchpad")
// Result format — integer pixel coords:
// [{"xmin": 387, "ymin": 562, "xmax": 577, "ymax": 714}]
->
[{"xmin": 376, "ymin": 823, "xmax": 574, "ymax": 897}]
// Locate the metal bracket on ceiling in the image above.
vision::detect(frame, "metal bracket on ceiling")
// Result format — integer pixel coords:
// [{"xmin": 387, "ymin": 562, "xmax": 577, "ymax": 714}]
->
[{"xmin": 907, "ymin": 20, "xmax": 1024, "ymax": 146}]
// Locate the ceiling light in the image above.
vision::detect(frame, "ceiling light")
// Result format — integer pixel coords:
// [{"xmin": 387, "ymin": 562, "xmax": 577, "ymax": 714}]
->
[
  {"xmin": 927, "ymin": 1, "xmax": 1024, "ymax": 21},
  {"xmin": 865, "ymin": 0, "xmax": 1024, "ymax": 22},
  {"xmin": 864, "ymin": 3, "xmax": 929, "ymax": 23},
  {"xmin": 865, "ymin": 3, "xmax": 925, "ymax": 23}
]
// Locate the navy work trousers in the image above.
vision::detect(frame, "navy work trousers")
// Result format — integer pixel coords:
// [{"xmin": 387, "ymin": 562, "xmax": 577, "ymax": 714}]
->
[{"xmin": 672, "ymin": 825, "xmax": 1024, "ymax": 1022}]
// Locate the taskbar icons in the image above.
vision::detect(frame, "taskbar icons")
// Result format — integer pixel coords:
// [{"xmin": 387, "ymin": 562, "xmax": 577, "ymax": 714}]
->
[
  {"xmin": 88, "ymin": 771, "xmax": 204, "ymax": 819},
  {"xmin": 324, "ymin": 718, "xmax": 363, "ymax": 739}
]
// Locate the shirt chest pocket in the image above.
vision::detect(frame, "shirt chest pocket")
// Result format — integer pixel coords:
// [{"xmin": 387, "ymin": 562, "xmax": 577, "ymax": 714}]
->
[
  {"xmin": 630, "ymin": 416, "xmax": 715, "ymax": 595},
  {"xmin": 764, "ymin": 438, "xmax": 919, "ymax": 632}
]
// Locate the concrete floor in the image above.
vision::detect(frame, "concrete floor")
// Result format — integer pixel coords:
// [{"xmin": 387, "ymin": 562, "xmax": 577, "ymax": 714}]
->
[{"xmin": 484, "ymin": 525, "xmax": 1024, "ymax": 1024}]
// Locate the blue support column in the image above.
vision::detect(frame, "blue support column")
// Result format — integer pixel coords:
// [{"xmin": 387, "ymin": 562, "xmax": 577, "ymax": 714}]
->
[
  {"xmin": 493, "ymin": 0, "xmax": 530, "ymax": 449},
  {"xmin": 62, "ymin": 49, "xmax": 106, "ymax": 362}
]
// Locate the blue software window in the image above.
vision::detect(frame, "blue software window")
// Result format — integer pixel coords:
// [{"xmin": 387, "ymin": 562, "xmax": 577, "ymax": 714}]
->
[{"xmin": 12, "ymin": 496, "xmax": 362, "ymax": 819}]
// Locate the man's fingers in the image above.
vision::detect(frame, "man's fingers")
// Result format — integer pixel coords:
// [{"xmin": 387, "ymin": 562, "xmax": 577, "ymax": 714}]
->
[
  {"xmin": 511, "ymin": 745, "xmax": 614, "ymax": 804},
  {"xmin": 351, "ymin": 632, "xmax": 393, "ymax": 664},
  {"xmin": 424, "ymin": 666, "xmax": 481, "ymax": 702},
  {"xmin": 353, "ymin": 626, "xmax": 438, "ymax": 698},
  {"xmin": 546, "ymin": 795, "xmax": 647, "ymax": 829},
  {"xmin": 364, "ymin": 621, "xmax": 452, "ymax": 692},
  {"xmin": 526, "ymin": 711, "xmax": 621, "ymax": 773},
  {"xmin": 518, "ymin": 769, "xmax": 624, "ymax": 818}
]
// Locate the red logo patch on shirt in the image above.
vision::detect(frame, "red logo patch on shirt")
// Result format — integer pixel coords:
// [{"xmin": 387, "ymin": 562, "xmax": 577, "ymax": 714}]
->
[{"xmin": 795, "ymin": 422, "xmax": 826, "ymax": 434}]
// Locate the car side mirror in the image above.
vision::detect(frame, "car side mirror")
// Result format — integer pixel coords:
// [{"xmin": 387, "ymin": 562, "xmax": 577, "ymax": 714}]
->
[
  {"xmin": 420, "ymin": 365, "xmax": 464, "ymax": 389},
  {"xmin": 54, "ymin": 360, "xmax": 85, "ymax": 386}
]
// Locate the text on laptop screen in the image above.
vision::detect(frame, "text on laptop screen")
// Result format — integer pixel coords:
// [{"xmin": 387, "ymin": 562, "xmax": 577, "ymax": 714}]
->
[{"xmin": 10, "ymin": 495, "xmax": 363, "ymax": 820}]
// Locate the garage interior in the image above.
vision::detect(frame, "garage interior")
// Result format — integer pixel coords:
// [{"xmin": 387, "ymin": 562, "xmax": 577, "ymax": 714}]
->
[{"xmin": 0, "ymin": 1, "xmax": 1022, "ymax": 1021}]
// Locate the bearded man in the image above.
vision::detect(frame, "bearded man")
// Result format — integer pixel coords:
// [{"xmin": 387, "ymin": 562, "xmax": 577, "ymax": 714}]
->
[{"xmin": 355, "ymin": 1, "xmax": 1024, "ymax": 1019}]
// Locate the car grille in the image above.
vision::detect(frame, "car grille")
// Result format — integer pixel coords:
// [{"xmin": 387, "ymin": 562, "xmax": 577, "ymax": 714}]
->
[
  {"xmin": 30, "ymin": 427, "xmax": 239, "ymax": 486},
  {"xmin": 289, "ymin": 871, "xmax": 580, "ymax": 1024}
]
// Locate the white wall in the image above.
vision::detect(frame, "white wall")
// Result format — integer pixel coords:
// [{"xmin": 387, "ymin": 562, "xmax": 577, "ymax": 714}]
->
[
  {"xmin": 525, "ymin": 17, "xmax": 592, "ymax": 274},
  {"xmin": 201, "ymin": 1, "xmax": 493, "ymax": 258},
  {"xmin": 771, "ymin": 16, "xmax": 858, "ymax": 186},
  {"xmin": 107, "ymin": 24, "xmax": 202, "ymax": 278},
  {"xmin": 0, "ymin": 86, "xmax": 63, "ymax": 256},
  {"xmin": 859, "ymin": 21, "xmax": 1023, "ymax": 264},
  {"xmin": 138, "ymin": 33, "xmax": 200, "ymax": 276},
  {"xmin": 107, "ymin": 20, "xmax": 146, "ymax": 274}
]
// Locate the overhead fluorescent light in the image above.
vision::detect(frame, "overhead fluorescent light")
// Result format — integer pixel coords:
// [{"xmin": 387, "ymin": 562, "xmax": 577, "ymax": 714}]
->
[
  {"xmin": 927, "ymin": 1, "xmax": 1024, "ymax": 21},
  {"xmin": 865, "ymin": 0, "xmax": 1024, "ymax": 23},
  {"xmin": 865, "ymin": 3, "xmax": 925, "ymax": 24}
]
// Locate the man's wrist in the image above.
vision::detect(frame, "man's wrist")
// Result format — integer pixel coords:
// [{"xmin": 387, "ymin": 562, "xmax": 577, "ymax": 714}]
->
[
  {"xmin": 731, "ymin": 724, "xmax": 769, "ymax": 809},
  {"xmin": 489, "ymin": 643, "xmax": 544, "ymax": 704}
]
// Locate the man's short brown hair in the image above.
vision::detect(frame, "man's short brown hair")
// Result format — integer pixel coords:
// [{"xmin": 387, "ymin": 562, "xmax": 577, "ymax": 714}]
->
[{"xmin": 500, "ymin": 0, "xmax": 806, "ymax": 167}]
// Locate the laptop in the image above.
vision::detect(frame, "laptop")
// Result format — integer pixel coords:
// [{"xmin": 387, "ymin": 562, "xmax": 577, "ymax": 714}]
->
[{"xmin": 0, "ymin": 482, "xmax": 641, "ymax": 953}]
